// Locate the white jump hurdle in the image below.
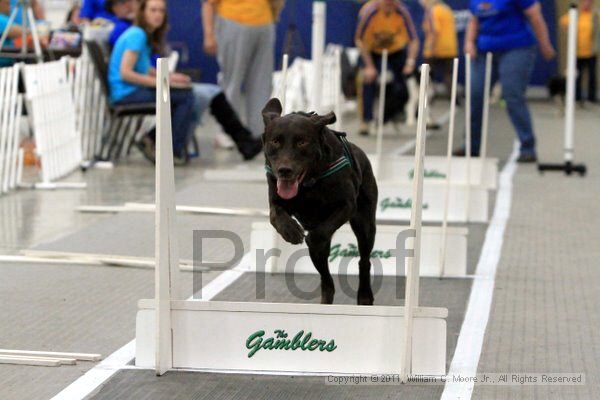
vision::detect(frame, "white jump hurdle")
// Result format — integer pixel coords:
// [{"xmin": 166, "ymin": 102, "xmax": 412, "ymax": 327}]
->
[
  {"xmin": 248, "ymin": 222, "xmax": 467, "ymax": 277},
  {"xmin": 135, "ymin": 60, "xmax": 447, "ymax": 379},
  {"xmin": 23, "ymin": 59, "xmax": 86, "ymax": 189},
  {"xmin": 0, "ymin": 64, "xmax": 24, "ymax": 195}
]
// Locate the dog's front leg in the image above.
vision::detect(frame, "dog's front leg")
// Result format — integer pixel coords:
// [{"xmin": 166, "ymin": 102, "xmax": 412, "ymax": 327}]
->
[
  {"xmin": 306, "ymin": 204, "xmax": 355, "ymax": 304},
  {"xmin": 269, "ymin": 205, "xmax": 305, "ymax": 245}
]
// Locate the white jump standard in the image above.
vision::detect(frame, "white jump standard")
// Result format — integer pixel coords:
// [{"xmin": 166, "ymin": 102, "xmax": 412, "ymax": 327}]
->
[{"xmin": 135, "ymin": 60, "xmax": 447, "ymax": 379}]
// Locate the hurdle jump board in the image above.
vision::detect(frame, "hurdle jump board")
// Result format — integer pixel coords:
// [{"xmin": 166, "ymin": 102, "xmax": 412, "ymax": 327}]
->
[
  {"xmin": 203, "ymin": 156, "xmax": 498, "ymax": 192},
  {"xmin": 377, "ymin": 180, "xmax": 488, "ymax": 223},
  {"xmin": 136, "ymin": 300, "xmax": 447, "ymax": 376},
  {"xmin": 248, "ymin": 222, "xmax": 467, "ymax": 277},
  {"xmin": 371, "ymin": 155, "xmax": 498, "ymax": 190},
  {"xmin": 23, "ymin": 59, "xmax": 84, "ymax": 186}
]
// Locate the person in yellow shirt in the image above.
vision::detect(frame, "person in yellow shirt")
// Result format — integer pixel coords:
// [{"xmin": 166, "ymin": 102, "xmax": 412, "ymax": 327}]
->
[
  {"xmin": 355, "ymin": 0, "xmax": 420, "ymax": 136},
  {"xmin": 560, "ymin": 0, "xmax": 599, "ymax": 103},
  {"xmin": 201, "ymin": 0, "xmax": 285, "ymax": 137},
  {"xmin": 421, "ymin": 0, "xmax": 457, "ymax": 99}
]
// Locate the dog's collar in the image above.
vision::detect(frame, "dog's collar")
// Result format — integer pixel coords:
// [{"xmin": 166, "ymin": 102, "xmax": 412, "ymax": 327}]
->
[{"xmin": 264, "ymin": 132, "xmax": 355, "ymax": 184}]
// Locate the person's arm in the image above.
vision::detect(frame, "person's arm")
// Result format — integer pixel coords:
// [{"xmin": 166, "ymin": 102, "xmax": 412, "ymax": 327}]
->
[
  {"xmin": 355, "ymin": 8, "xmax": 378, "ymax": 83},
  {"xmin": 202, "ymin": 0, "xmax": 217, "ymax": 56},
  {"xmin": 464, "ymin": 16, "xmax": 478, "ymax": 57},
  {"xmin": 401, "ymin": 8, "xmax": 420, "ymax": 75},
  {"xmin": 120, "ymin": 50, "xmax": 157, "ymax": 87},
  {"xmin": 32, "ymin": 0, "xmax": 45, "ymax": 21},
  {"xmin": 2, "ymin": 24, "xmax": 24, "ymax": 40},
  {"xmin": 523, "ymin": 2, "xmax": 556, "ymax": 60}
]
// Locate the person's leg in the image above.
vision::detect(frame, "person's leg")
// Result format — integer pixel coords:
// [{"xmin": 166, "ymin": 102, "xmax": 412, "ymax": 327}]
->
[
  {"xmin": 243, "ymin": 23, "xmax": 275, "ymax": 137},
  {"xmin": 191, "ymin": 83, "xmax": 222, "ymax": 125},
  {"xmin": 387, "ymin": 49, "xmax": 409, "ymax": 110},
  {"xmin": 209, "ymin": 91, "xmax": 262, "ymax": 160},
  {"xmin": 588, "ymin": 56, "xmax": 597, "ymax": 102},
  {"xmin": 361, "ymin": 53, "xmax": 381, "ymax": 124},
  {"xmin": 497, "ymin": 46, "xmax": 537, "ymax": 157},
  {"xmin": 116, "ymin": 87, "xmax": 195, "ymax": 159},
  {"xmin": 215, "ymin": 17, "xmax": 252, "ymax": 119},
  {"xmin": 576, "ymin": 57, "xmax": 584, "ymax": 102},
  {"xmin": 169, "ymin": 89, "xmax": 197, "ymax": 157},
  {"xmin": 467, "ymin": 53, "xmax": 487, "ymax": 156}
]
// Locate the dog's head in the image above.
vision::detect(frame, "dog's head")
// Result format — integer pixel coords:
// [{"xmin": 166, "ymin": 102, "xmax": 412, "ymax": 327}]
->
[{"xmin": 261, "ymin": 98, "xmax": 336, "ymax": 200}]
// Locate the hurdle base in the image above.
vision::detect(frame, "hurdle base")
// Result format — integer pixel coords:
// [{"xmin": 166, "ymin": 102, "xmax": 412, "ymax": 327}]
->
[
  {"xmin": 135, "ymin": 300, "xmax": 447, "ymax": 376},
  {"xmin": 538, "ymin": 161, "xmax": 586, "ymax": 176}
]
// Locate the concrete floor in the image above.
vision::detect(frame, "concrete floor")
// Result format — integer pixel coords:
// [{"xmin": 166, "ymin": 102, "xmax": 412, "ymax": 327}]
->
[{"xmin": 1, "ymin": 100, "xmax": 598, "ymax": 399}]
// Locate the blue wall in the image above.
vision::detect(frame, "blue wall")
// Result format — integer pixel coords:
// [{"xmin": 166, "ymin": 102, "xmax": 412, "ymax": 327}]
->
[{"xmin": 168, "ymin": 0, "xmax": 558, "ymax": 86}]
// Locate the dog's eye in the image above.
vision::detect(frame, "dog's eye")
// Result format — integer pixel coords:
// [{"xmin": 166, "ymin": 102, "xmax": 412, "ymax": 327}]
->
[
  {"xmin": 297, "ymin": 139, "xmax": 308, "ymax": 148},
  {"xmin": 270, "ymin": 138, "xmax": 281, "ymax": 146}
]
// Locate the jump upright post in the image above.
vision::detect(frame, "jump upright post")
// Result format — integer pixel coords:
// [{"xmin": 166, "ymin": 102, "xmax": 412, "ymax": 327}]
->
[{"xmin": 538, "ymin": 4, "xmax": 586, "ymax": 176}]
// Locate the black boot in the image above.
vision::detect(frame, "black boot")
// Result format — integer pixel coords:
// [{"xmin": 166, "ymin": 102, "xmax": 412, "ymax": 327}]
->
[{"xmin": 209, "ymin": 93, "xmax": 263, "ymax": 160}]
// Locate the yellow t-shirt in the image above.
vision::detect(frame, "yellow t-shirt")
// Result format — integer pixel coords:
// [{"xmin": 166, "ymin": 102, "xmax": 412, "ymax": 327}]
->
[
  {"xmin": 423, "ymin": 3, "xmax": 457, "ymax": 59},
  {"xmin": 560, "ymin": 10, "xmax": 594, "ymax": 58},
  {"xmin": 356, "ymin": 0, "xmax": 417, "ymax": 54},
  {"xmin": 209, "ymin": 0, "xmax": 274, "ymax": 26}
]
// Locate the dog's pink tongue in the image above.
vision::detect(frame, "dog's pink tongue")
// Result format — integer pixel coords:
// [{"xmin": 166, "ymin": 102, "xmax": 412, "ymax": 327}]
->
[{"xmin": 277, "ymin": 178, "xmax": 300, "ymax": 200}]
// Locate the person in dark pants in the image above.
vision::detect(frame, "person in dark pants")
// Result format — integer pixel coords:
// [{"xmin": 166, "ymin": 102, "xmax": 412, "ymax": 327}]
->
[
  {"xmin": 560, "ymin": 0, "xmax": 598, "ymax": 104},
  {"xmin": 355, "ymin": 0, "xmax": 419, "ymax": 136},
  {"xmin": 457, "ymin": 0, "xmax": 556, "ymax": 163}
]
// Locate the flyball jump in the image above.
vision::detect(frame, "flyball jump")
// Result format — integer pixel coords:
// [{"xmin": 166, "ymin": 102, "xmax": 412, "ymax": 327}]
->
[{"xmin": 135, "ymin": 59, "xmax": 447, "ymax": 379}]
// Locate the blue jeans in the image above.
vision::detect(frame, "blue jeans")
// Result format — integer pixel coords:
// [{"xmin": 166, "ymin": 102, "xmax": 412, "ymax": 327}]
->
[
  {"xmin": 362, "ymin": 49, "xmax": 409, "ymax": 122},
  {"xmin": 470, "ymin": 45, "xmax": 537, "ymax": 156},
  {"xmin": 115, "ymin": 87, "xmax": 196, "ymax": 155}
]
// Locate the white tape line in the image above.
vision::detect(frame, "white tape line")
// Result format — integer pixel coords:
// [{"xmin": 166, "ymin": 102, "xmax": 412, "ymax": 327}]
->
[
  {"xmin": 441, "ymin": 141, "xmax": 519, "ymax": 400},
  {"xmin": 50, "ymin": 252, "xmax": 252, "ymax": 400}
]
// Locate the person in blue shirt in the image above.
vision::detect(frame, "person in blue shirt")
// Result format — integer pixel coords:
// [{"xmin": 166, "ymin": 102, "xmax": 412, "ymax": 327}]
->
[
  {"xmin": 109, "ymin": 0, "xmax": 197, "ymax": 164},
  {"xmin": 103, "ymin": 0, "xmax": 136, "ymax": 47},
  {"xmin": 109, "ymin": 0, "xmax": 261, "ymax": 164},
  {"xmin": 80, "ymin": 0, "xmax": 114, "ymax": 22},
  {"xmin": 0, "ymin": 0, "xmax": 24, "ymax": 66},
  {"xmin": 456, "ymin": 0, "xmax": 556, "ymax": 163}
]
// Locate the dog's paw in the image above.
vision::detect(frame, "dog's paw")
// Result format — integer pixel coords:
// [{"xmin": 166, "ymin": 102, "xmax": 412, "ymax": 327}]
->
[{"xmin": 278, "ymin": 220, "xmax": 305, "ymax": 245}]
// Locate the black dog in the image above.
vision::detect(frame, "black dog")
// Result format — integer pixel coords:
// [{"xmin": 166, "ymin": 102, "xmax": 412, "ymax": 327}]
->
[{"xmin": 262, "ymin": 98, "xmax": 378, "ymax": 305}]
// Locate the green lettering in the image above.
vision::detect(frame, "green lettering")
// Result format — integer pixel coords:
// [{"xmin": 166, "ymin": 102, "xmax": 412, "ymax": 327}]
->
[{"xmin": 246, "ymin": 330, "xmax": 264, "ymax": 358}]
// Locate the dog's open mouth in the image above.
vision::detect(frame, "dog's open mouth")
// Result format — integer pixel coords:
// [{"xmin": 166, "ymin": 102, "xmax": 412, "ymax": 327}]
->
[{"xmin": 277, "ymin": 171, "xmax": 306, "ymax": 200}]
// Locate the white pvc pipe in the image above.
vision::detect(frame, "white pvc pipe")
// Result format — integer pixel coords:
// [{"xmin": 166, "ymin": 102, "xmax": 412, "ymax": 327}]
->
[
  {"xmin": 439, "ymin": 58, "xmax": 459, "ymax": 278},
  {"xmin": 333, "ymin": 47, "xmax": 343, "ymax": 131},
  {"xmin": 480, "ymin": 52, "xmax": 493, "ymax": 162},
  {"xmin": 464, "ymin": 54, "xmax": 472, "ymax": 221},
  {"xmin": 155, "ymin": 58, "xmax": 184, "ymax": 376},
  {"xmin": 375, "ymin": 49, "xmax": 388, "ymax": 179},
  {"xmin": 281, "ymin": 53, "xmax": 289, "ymax": 113},
  {"xmin": 564, "ymin": 6, "xmax": 577, "ymax": 162},
  {"xmin": 401, "ymin": 64, "xmax": 430, "ymax": 382},
  {"xmin": 311, "ymin": 1, "xmax": 326, "ymax": 112}
]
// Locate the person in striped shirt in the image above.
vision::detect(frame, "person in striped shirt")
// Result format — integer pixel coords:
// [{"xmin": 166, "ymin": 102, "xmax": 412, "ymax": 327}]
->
[{"xmin": 355, "ymin": 0, "xmax": 420, "ymax": 136}]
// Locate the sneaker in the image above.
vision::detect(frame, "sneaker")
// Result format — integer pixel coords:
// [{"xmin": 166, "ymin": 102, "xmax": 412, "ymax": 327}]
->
[
  {"xmin": 135, "ymin": 133, "xmax": 156, "ymax": 164},
  {"xmin": 214, "ymin": 131, "xmax": 236, "ymax": 149},
  {"xmin": 173, "ymin": 152, "xmax": 189, "ymax": 166},
  {"xmin": 359, "ymin": 121, "xmax": 370, "ymax": 136},
  {"xmin": 517, "ymin": 153, "xmax": 537, "ymax": 163}
]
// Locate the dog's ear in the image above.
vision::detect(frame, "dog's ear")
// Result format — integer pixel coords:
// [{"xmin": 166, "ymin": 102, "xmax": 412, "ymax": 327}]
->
[
  {"xmin": 310, "ymin": 111, "xmax": 336, "ymax": 130},
  {"xmin": 262, "ymin": 98, "xmax": 283, "ymax": 126}
]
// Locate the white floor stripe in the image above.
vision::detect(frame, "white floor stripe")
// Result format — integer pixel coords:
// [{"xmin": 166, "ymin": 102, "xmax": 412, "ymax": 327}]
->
[
  {"xmin": 441, "ymin": 141, "xmax": 519, "ymax": 400},
  {"xmin": 50, "ymin": 252, "xmax": 252, "ymax": 400}
]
